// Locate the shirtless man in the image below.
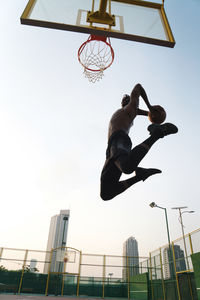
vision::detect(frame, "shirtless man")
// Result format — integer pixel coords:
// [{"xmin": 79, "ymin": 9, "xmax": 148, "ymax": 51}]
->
[{"xmin": 100, "ymin": 83, "xmax": 178, "ymax": 201}]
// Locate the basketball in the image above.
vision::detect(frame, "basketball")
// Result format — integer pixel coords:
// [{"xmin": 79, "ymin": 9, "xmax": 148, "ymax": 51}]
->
[{"xmin": 148, "ymin": 105, "xmax": 166, "ymax": 124}]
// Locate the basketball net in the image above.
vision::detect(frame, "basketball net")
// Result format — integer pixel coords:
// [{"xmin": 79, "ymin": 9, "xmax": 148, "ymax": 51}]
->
[{"xmin": 78, "ymin": 35, "xmax": 114, "ymax": 83}]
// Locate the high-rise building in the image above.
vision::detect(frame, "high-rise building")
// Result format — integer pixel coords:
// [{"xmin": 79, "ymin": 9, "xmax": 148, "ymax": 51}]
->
[
  {"xmin": 163, "ymin": 244, "xmax": 186, "ymax": 279},
  {"xmin": 30, "ymin": 259, "xmax": 37, "ymax": 272},
  {"xmin": 43, "ymin": 209, "xmax": 70, "ymax": 274},
  {"xmin": 123, "ymin": 236, "xmax": 139, "ymax": 280}
]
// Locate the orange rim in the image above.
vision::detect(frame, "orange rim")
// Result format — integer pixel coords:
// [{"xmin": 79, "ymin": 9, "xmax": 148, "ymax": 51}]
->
[{"xmin": 78, "ymin": 35, "xmax": 114, "ymax": 72}]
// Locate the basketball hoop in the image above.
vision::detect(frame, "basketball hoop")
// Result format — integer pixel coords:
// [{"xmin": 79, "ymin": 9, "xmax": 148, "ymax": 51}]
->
[{"xmin": 78, "ymin": 35, "xmax": 114, "ymax": 83}]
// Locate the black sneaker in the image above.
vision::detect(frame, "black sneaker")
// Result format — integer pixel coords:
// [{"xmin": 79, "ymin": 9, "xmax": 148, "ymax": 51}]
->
[
  {"xmin": 136, "ymin": 167, "xmax": 162, "ymax": 181},
  {"xmin": 148, "ymin": 123, "xmax": 178, "ymax": 138}
]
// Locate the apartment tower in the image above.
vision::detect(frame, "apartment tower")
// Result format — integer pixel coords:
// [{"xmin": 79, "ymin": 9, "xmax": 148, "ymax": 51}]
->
[
  {"xmin": 43, "ymin": 209, "xmax": 70, "ymax": 274},
  {"xmin": 123, "ymin": 236, "xmax": 139, "ymax": 280}
]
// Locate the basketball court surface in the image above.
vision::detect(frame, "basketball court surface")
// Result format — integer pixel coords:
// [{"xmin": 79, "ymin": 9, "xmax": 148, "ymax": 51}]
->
[{"xmin": 0, "ymin": 296, "xmax": 127, "ymax": 300}]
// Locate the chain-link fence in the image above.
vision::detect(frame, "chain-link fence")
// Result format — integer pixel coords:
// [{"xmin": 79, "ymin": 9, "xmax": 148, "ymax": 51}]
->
[
  {"xmin": 148, "ymin": 228, "xmax": 200, "ymax": 300},
  {"xmin": 1, "ymin": 228, "xmax": 200, "ymax": 299}
]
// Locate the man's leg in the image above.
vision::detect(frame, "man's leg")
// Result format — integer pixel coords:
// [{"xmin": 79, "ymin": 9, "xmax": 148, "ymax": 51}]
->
[
  {"xmin": 100, "ymin": 159, "xmax": 123, "ymax": 200},
  {"xmin": 115, "ymin": 123, "xmax": 178, "ymax": 174},
  {"xmin": 100, "ymin": 167, "xmax": 161, "ymax": 201},
  {"xmin": 100, "ymin": 158, "xmax": 144, "ymax": 200}
]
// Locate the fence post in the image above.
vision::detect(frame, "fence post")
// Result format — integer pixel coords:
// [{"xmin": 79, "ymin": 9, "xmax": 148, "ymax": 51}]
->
[
  {"xmin": 102, "ymin": 255, "xmax": 106, "ymax": 298},
  {"xmin": 149, "ymin": 253, "xmax": 154, "ymax": 300},
  {"xmin": 45, "ymin": 249, "xmax": 53, "ymax": 296},
  {"xmin": 76, "ymin": 251, "xmax": 82, "ymax": 296},
  {"xmin": 0, "ymin": 247, "xmax": 3, "ymax": 261},
  {"xmin": 126, "ymin": 256, "xmax": 130, "ymax": 300},
  {"xmin": 187, "ymin": 272, "xmax": 194, "ymax": 300},
  {"xmin": 188, "ymin": 232, "xmax": 195, "ymax": 299},
  {"xmin": 18, "ymin": 249, "xmax": 28, "ymax": 294},
  {"xmin": 159, "ymin": 248, "xmax": 166, "ymax": 300},
  {"xmin": 153, "ymin": 256, "xmax": 157, "ymax": 279},
  {"xmin": 61, "ymin": 250, "xmax": 67, "ymax": 296},
  {"xmin": 171, "ymin": 242, "xmax": 181, "ymax": 300},
  {"xmin": 189, "ymin": 233, "xmax": 194, "ymax": 255},
  {"xmin": 61, "ymin": 263, "xmax": 65, "ymax": 296}
]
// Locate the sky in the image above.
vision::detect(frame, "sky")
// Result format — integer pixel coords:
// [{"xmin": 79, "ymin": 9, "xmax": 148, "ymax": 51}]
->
[{"xmin": 0, "ymin": 0, "xmax": 200, "ymax": 260}]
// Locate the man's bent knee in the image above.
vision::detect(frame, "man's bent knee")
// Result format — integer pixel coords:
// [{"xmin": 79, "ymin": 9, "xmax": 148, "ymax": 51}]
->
[
  {"xmin": 121, "ymin": 166, "xmax": 135, "ymax": 174},
  {"xmin": 100, "ymin": 194, "xmax": 113, "ymax": 201},
  {"xmin": 115, "ymin": 160, "xmax": 136, "ymax": 175},
  {"xmin": 100, "ymin": 183, "xmax": 115, "ymax": 201},
  {"xmin": 100, "ymin": 191, "xmax": 114, "ymax": 201}
]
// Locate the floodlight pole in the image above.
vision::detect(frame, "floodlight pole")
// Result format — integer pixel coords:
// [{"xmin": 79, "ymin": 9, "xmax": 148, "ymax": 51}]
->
[
  {"xmin": 149, "ymin": 202, "xmax": 171, "ymax": 246},
  {"xmin": 172, "ymin": 207, "xmax": 194, "ymax": 270},
  {"xmin": 160, "ymin": 205, "xmax": 171, "ymax": 247},
  {"xmin": 149, "ymin": 202, "xmax": 175, "ymax": 278}
]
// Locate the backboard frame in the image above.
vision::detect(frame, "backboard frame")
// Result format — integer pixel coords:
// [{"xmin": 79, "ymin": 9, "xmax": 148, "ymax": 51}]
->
[{"xmin": 20, "ymin": 0, "xmax": 175, "ymax": 48}]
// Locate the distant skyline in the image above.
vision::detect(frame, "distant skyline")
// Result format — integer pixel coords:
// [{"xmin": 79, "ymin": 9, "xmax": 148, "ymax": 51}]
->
[
  {"xmin": 163, "ymin": 245, "xmax": 186, "ymax": 279},
  {"xmin": 123, "ymin": 236, "xmax": 139, "ymax": 279},
  {"xmin": 0, "ymin": 0, "xmax": 200, "ymax": 257},
  {"xmin": 44, "ymin": 210, "xmax": 70, "ymax": 273}
]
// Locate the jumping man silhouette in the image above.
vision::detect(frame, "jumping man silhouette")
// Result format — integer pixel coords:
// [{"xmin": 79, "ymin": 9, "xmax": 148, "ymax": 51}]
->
[{"xmin": 100, "ymin": 83, "xmax": 178, "ymax": 201}]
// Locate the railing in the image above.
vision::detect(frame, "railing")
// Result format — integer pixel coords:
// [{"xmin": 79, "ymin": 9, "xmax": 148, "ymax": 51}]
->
[
  {"xmin": 0, "ymin": 227, "xmax": 200, "ymax": 299},
  {"xmin": 148, "ymin": 227, "xmax": 200, "ymax": 300}
]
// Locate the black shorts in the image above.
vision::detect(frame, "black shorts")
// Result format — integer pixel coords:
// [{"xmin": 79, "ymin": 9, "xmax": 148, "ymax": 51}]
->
[
  {"xmin": 101, "ymin": 131, "xmax": 132, "ymax": 182},
  {"xmin": 106, "ymin": 130, "xmax": 132, "ymax": 160}
]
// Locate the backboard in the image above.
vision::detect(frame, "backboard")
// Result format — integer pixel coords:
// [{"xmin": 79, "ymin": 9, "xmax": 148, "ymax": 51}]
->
[{"xmin": 21, "ymin": 0, "xmax": 175, "ymax": 48}]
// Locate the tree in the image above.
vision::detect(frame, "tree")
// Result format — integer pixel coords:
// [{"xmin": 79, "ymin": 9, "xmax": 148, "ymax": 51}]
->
[{"xmin": 0, "ymin": 265, "xmax": 8, "ymax": 271}]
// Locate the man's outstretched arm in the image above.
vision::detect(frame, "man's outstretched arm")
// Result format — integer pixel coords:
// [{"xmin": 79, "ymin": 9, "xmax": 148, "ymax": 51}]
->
[
  {"xmin": 130, "ymin": 83, "xmax": 152, "ymax": 110},
  {"xmin": 136, "ymin": 85, "xmax": 167, "ymax": 120},
  {"xmin": 137, "ymin": 108, "xmax": 148, "ymax": 116},
  {"xmin": 124, "ymin": 83, "xmax": 152, "ymax": 117}
]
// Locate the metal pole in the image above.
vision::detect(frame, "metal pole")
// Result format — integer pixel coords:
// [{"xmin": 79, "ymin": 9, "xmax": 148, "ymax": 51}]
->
[
  {"xmin": 99, "ymin": 0, "xmax": 108, "ymax": 14},
  {"xmin": 153, "ymin": 204, "xmax": 175, "ymax": 278},
  {"xmin": 172, "ymin": 242, "xmax": 181, "ymax": 300},
  {"xmin": 189, "ymin": 234, "xmax": 194, "ymax": 255},
  {"xmin": 164, "ymin": 208, "xmax": 171, "ymax": 245},
  {"xmin": 151, "ymin": 204, "xmax": 171, "ymax": 245},
  {"xmin": 172, "ymin": 207, "xmax": 194, "ymax": 270},
  {"xmin": 18, "ymin": 249, "xmax": 28, "ymax": 294},
  {"xmin": 0, "ymin": 247, "xmax": 3, "ymax": 259},
  {"xmin": 127, "ymin": 256, "xmax": 130, "ymax": 300},
  {"xmin": 102, "ymin": 255, "xmax": 106, "ymax": 298},
  {"xmin": 163, "ymin": 208, "xmax": 175, "ymax": 278},
  {"xmin": 45, "ymin": 249, "xmax": 53, "ymax": 296},
  {"xmin": 179, "ymin": 209, "xmax": 189, "ymax": 269},
  {"xmin": 149, "ymin": 253, "xmax": 154, "ymax": 300},
  {"xmin": 76, "ymin": 251, "xmax": 82, "ymax": 296},
  {"xmin": 159, "ymin": 248, "xmax": 166, "ymax": 300}
]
